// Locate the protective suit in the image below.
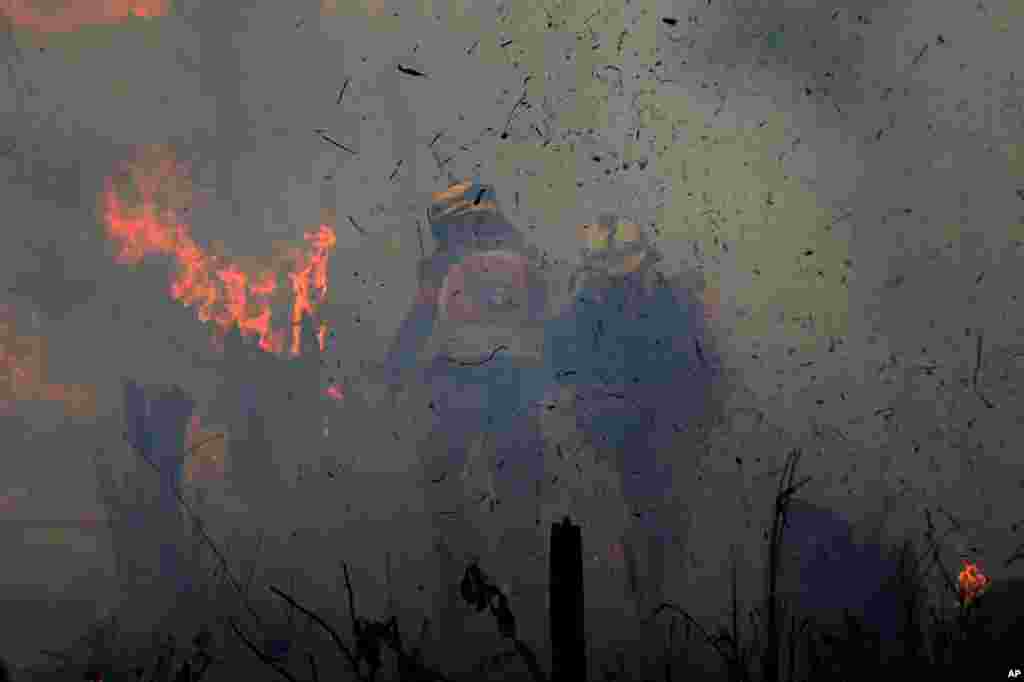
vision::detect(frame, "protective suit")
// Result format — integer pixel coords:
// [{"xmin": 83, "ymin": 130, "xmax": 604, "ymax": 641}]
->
[
  {"xmin": 545, "ymin": 214, "xmax": 720, "ymax": 616},
  {"xmin": 382, "ymin": 180, "xmax": 550, "ymax": 644}
]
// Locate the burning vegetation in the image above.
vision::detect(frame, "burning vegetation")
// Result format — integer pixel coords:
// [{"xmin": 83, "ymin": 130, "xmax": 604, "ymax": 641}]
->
[
  {"xmin": 1, "ymin": 1, "xmax": 170, "ymax": 34},
  {"xmin": 958, "ymin": 559, "xmax": 991, "ymax": 608},
  {"xmin": 0, "ymin": 302, "xmax": 96, "ymax": 418},
  {"xmin": 101, "ymin": 144, "xmax": 336, "ymax": 357}
]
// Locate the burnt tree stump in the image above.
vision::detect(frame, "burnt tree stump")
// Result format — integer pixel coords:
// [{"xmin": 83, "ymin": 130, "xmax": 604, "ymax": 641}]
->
[{"xmin": 549, "ymin": 516, "xmax": 586, "ymax": 682}]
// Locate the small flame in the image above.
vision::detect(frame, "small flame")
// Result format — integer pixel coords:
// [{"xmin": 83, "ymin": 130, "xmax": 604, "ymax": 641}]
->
[
  {"xmin": 958, "ymin": 559, "xmax": 990, "ymax": 607},
  {"xmin": 287, "ymin": 226, "xmax": 335, "ymax": 355},
  {"xmin": 102, "ymin": 145, "xmax": 335, "ymax": 356}
]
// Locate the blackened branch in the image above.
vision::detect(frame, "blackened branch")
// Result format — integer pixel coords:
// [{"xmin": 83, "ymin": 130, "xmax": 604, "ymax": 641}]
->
[{"xmin": 267, "ymin": 585, "xmax": 363, "ymax": 679}]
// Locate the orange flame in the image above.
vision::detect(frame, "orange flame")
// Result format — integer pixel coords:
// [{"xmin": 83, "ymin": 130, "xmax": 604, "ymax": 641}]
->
[
  {"xmin": 958, "ymin": 559, "xmax": 990, "ymax": 607},
  {"xmin": 2, "ymin": 1, "xmax": 170, "ymax": 34},
  {"xmin": 0, "ymin": 305, "xmax": 96, "ymax": 418},
  {"xmin": 287, "ymin": 224, "xmax": 336, "ymax": 355},
  {"xmin": 101, "ymin": 145, "xmax": 335, "ymax": 356}
]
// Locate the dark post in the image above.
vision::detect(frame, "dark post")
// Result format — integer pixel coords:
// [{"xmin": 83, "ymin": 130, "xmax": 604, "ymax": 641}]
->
[{"xmin": 549, "ymin": 516, "xmax": 586, "ymax": 682}]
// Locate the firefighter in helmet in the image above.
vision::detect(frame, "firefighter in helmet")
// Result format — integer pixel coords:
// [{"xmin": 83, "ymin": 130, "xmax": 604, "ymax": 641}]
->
[
  {"xmin": 381, "ymin": 178, "xmax": 550, "ymax": 645},
  {"xmin": 545, "ymin": 213, "xmax": 721, "ymax": 617}
]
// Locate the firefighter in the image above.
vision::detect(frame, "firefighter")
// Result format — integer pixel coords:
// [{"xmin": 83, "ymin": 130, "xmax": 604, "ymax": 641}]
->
[
  {"xmin": 381, "ymin": 179, "xmax": 550, "ymax": 645},
  {"xmin": 545, "ymin": 213, "xmax": 721, "ymax": 617}
]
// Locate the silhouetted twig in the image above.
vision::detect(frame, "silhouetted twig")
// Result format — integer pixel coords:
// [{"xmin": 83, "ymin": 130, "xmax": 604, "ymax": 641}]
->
[
  {"xmin": 645, "ymin": 602, "xmax": 731, "ymax": 663},
  {"xmin": 125, "ymin": 436, "xmax": 263, "ymax": 627},
  {"xmin": 460, "ymin": 561, "xmax": 547, "ymax": 682},
  {"xmin": 267, "ymin": 584, "xmax": 362, "ymax": 680},
  {"xmin": 266, "ymin": 580, "xmax": 452, "ymax": 682},
  {"xmin": 1005, "ymin": 544, "xmax": 1024, "ymax": 568},
  {"xmin": 243, "ymin": 530, "xmax": 265, "ymax": 602},
  {"xmin": 764, "ymin": 449, "xmax": 808, "ymax": 682},
  {"xmin": 228, "ymin": 618, "xmax": 300, "ymax": 682},
  {"xmin": 307, "ymin": 652, "xmax": 320, "ymax": 682}
]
